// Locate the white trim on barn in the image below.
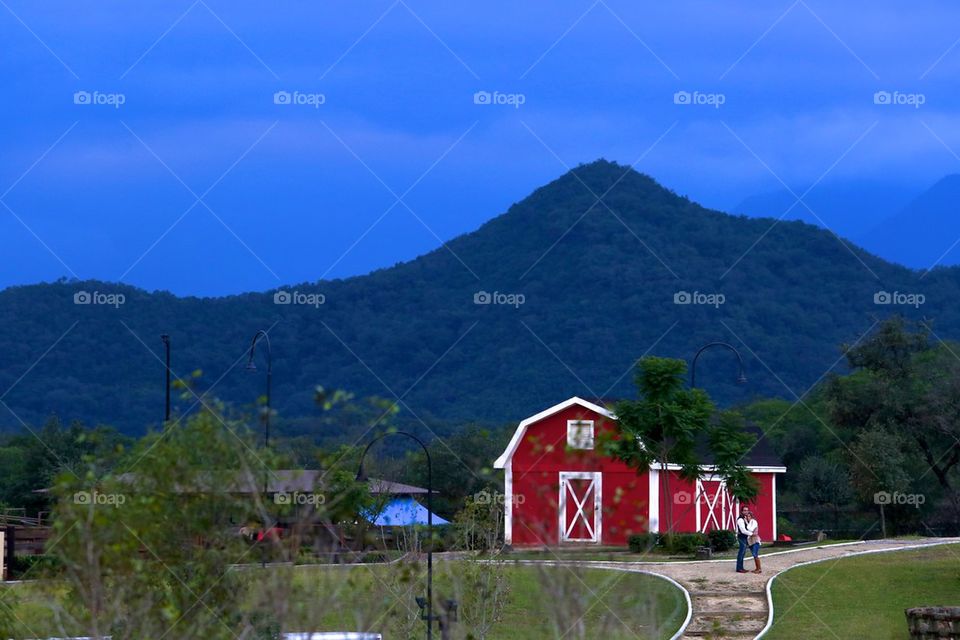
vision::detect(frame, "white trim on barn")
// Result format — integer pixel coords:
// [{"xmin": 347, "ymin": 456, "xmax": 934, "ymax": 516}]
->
[
  {"xmin": 771, "ymin": 474, "xmax": 777, "ymax": 540},
  {"xmin": 648, "ymin": 467, "xmax": 660, "ymax": 534},
  {"xmin": 493, "ymin": 397, "xmax": 616, "ymax": 468},
  {"xmin": 504, "ymin": 462, "xmax": 514, "ymax": 545},
  {"xmin": 558, "ymin": 471, "xmax": 602, "ymax": 543}
]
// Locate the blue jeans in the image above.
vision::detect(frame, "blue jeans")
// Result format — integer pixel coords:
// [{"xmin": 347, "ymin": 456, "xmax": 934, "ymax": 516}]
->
[
  {"xmin": 736, "ymin": 534, "xmax": 748, "ymax": 571},
  {"xmin": 750, "ymin": 542, "xmax": 760, "ymax": 558}
]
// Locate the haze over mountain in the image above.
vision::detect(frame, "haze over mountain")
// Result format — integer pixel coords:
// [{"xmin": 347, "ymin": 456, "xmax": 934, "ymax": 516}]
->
[
  {"xmin": 731, "ymin": 180, "xmax": 915, "ymax": 241},
  {"xmin": 860, "ymin": 175, "xmax": 960, "ymax": 270},
  {"xmin": 0, "ymin": 160, "xmax": 954, "ymax": 436}
]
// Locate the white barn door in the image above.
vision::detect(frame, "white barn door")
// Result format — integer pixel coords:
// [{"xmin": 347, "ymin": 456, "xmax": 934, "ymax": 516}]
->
[
  {"xmin": 558, "ymin": 471, "xmax": 602, "ymax": 543},
  {"xmin": 695, "ymin": 477, "xmax": 739, "ymax": 533}
]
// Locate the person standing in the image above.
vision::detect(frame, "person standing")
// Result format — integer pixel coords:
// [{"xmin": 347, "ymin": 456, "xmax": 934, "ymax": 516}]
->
[
  {"xmin": 735, "ymin": 505, "xmax": 750, "ymax": 573},
  {"xmin": 745, "ymin": 508, "xmax": 762, "ymax": 573}
]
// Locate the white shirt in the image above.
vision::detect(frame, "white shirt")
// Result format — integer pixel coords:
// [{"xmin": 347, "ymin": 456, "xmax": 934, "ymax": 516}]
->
[{"xmin": 737, "ymin": 516, "xmax": 760, "ymax": 541}]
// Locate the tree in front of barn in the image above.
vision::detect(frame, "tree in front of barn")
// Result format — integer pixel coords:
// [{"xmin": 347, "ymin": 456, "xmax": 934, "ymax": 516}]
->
[{"xmin": 603, "ymin": 356, "xmax": 758, "ymax": 534}]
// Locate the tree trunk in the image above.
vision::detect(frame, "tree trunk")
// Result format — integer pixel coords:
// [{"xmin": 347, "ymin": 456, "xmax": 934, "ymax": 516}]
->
[{"xmin": 879, "ymin": 502, "xmax": 886, "ymax": 539}]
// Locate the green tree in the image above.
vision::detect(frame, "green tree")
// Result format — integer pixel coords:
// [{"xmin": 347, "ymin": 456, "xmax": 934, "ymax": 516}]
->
[
  {"xmin": 795, "ymin": 456, "xmax": 853, "ymax": 532},
  {"xmin": 848, "ymin": 427, "xmax": 913, "ymax": 537},
  {"xmin": 605, "ymin": 356, "xmax": 757, "ymax": 533},
  {"xmin": 827, "ymin": 317, "xmax": 960, "ymax": 524}
]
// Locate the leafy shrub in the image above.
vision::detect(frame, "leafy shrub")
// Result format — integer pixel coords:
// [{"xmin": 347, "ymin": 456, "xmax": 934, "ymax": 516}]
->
[
  {"xmin": 627, "ymin": 533, "xmax": 659, "ymax": 553},
  {"xmin": 661, "ymin": 533, "xmax": 708, "ymax": 555},
  {"xmin": 8, "ymin": 554, "xmax": 62, "ymax": 579},
  {"xmin": 707, "ymin": 529, "xmax": 737, "ymax": 552}
]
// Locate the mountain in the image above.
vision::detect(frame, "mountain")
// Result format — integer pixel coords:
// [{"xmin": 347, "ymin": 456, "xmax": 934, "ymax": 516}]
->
[
  {"xmin": 860, "ymin": 175, "xmax": 960, "ymax": 269},
  {"xmin": 0, "ymin": 160, "xmax": 956, "ymax": 436},
  {"xmin": 731, "ymin": 180, "xmax": 914, "ymax": 240}
]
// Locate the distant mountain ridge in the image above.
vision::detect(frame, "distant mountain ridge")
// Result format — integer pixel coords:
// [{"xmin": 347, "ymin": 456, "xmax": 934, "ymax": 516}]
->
[
  {"xmin": 0, "ymin": 160, "xmax": 955, "ymax": 436},
  {"xmin": 733, "ymin": 175, "xmax": 960, "ymax": 270},
  {"xmin": 861, "ymin": 174, "xmax": 960, "ymax": 269}
]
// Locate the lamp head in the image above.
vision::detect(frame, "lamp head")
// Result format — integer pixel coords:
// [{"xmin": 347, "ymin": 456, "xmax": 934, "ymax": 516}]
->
[
  {"xmin": 245, "ymin": 361, "xmax": 257, "ymax": 372},
  {"xmin": 736, "ymin": 372, "xmax": 748, "ymax": 385}
]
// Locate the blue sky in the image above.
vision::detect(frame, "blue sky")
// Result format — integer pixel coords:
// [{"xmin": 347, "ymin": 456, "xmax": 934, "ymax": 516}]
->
[{"xmin": 2, "ymin": 0, "xmax": 960, "ymax": 295}]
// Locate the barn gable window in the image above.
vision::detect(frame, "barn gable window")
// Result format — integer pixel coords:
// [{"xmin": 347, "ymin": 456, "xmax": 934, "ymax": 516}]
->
[{"xmin": 567, "ymin": 420, "xmax": 595, "ymax": 449}]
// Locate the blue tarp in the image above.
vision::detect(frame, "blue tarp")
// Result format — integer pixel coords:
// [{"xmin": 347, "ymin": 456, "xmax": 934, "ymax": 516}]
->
[{"xmin": 362, "ymin": 496, "xmax": 450, "ymax": 526}]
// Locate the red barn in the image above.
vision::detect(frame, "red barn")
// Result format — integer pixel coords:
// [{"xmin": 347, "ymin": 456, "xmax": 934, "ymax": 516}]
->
[{"xmin": 493, "ymin": 397, "xmax": 786, "ymax": 547}]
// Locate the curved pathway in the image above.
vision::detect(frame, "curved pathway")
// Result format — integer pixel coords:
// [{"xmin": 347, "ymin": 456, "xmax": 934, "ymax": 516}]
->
[{"xmin": 513, "ymin": 537, "xmax": 960, "ymax": 640}]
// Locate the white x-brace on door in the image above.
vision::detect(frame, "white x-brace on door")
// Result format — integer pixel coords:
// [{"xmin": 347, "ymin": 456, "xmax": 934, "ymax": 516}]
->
[{"xmin": 558, "ymin": 471, "xmax": 602, "ymax": 543}]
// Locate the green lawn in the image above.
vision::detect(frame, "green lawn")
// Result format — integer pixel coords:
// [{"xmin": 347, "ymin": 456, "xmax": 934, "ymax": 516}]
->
[
  {"xmin": 766, "ymin": 543, "xmax": 960, "ymax": 640},
  {"xmin": 4, "ymin": 563, "xmax": 687, "ymax": 639}
]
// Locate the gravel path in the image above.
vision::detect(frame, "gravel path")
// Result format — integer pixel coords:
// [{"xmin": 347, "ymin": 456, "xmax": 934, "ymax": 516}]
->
[{"xmin": 512, "ymin": 537, "xmax": 960, "ymax": 640}]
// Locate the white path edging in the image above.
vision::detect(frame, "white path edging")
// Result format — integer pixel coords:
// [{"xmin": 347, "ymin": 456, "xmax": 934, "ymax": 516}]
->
[
  {"xmin": 754, "ymin": 540, "xmax": 960, "ymax": 639},
  {"xmin": 512, "ymin": 561, "xmax": 693, "ymax": 640}
]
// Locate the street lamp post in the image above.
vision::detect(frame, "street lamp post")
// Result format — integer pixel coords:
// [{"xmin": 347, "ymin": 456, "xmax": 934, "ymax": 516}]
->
[
  {"xmin": 245, "ymin": 330, "xmax": 272, "ymax": 448},
  {"xmin": 356, "ymin": 432, "xmax": 438, "ymax": 640},
  {"xmin": 690, "ymin": 341, "xmax": 747, "ymax": 389},
  {"xmin": 161, "ymin": 334, "xmax": 171, "ymax": 422}
]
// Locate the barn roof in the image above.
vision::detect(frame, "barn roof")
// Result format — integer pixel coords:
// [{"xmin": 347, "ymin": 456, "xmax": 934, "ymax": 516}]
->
[
  {"xmin": 493, "ymin": 396, "xmax": 786, "ymax": 472},
  {"xmin": 493, "ymin": 396, "xmax": 615, "ymax": 468}
]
